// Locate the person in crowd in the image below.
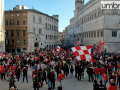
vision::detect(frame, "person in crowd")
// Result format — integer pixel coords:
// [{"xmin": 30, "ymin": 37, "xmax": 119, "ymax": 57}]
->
[
  {"xmin": 51, "ymin": 71, "xmax": 55, "ymax": 89},
  {"xmin": 87, "ymin": 65, "xmax": 93, "ymax": 82},
  {"xmin": 0, "ymin": 64, "xmax": 6, "ymax": 80},
  {"xmin": 100, "ymin": 65, "xmax": 105, "ymax": 80},
  {"xmin": 47, "ymin": 69, "xmax": 52, "ymax": 88},
  {"xmin": 108, "ymin": 79, "xmax": 117, "ymax": 90},
  {"xmin": 42, "ymin": 69, "xmax": 48, "ymax": 84},
  {"xmin": 33, "ymin": 74, "xmax": 39, "ymax": 90},
  {"xmin": 57, "ymin": 86, "xmax": 62, "ymax": 90},
  {"xmin": 103, "ymin": 72, "xmax": 108, "ymax": 87},
  {"xmin": 77, "ymin": 65, "xmax": 82, "ymax": 82},
  {"xmin": 94, "ymin": 66, "xmax": 99, "ymax": 80},
  {"xmin": 16, "ymin": 65, "xmax": 21, "ymax": 82},
  {"xmin": 37, "ymin": 68, "xmax": 42, "ymax": 88},
  {"xmin": 108, "ymin": 63, "xmax": 113, "ymax": 74},
  {"xmin": 22, "ymin": 65, "xmax": 28, "ymax": 83},
  {"xmin": 96, "ymin": 80, "xmax": 106, "ymax": 90},
  {"xmin": 117, "ymin": 68, "xmax": 120, "ymax": 89},
  {"xmin": 70, "ymin": 64, "xmax": 74, "ymax": 77},
  {"xmin": 93, "ymin": 78, "xmax": 99, "ymax": 90},
  {"xmin": 9, "ymin": 74, "xmax": 15, "ymax": 90}
]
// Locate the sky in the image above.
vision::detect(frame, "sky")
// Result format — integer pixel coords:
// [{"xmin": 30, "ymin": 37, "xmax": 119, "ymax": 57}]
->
[{"xmin": 5, "ymin": 0, "xmax": 89, "ymax": 32}]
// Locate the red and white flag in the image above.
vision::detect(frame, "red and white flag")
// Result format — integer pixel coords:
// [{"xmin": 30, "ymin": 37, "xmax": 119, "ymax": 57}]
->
[
  {"xmin": 98, "ymin": 41, "xmax": 105, "ymax": 54},
  {"xmin": 93, "ymin": 49, "xmax": 97, "ymax": 56},
  {"xmin": 75, "ymin": 41, "xmax": 80, "ymax": 47},
  {"xmin": 71, "ymin": 45, "xmax": 92, "ymax": 61},
  {"xmin": 56, "ymin": 46, "xmax": 63, "ymax": 52}
]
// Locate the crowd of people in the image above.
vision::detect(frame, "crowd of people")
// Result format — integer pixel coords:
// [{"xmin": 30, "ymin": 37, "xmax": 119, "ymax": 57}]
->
[{"xmin": 0, "ymin": 49, "xmax": 120, "ymax": 90}]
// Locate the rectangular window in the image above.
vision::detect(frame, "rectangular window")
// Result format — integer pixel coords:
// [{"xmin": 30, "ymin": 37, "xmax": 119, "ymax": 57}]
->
[
  {"xmin": 10, "ymin": 20, "xmax": 14, "ymax": 25},
  {"xmin": 101, "ymin": 31, "xmax": 103, "ymax": 37},
  {"xmin": 33, "ymin": 28, "xmax": 35, "ymax": 34},
  {"xmin": 23, "ymin": 20, "xmax": 25, "ymax": 25},
  {"xmin": 23, "ymin": 30, "xmax": 26, "ymax": 37},
  {"xmin": 23, "ymin": 39, "xmax": 26, "ymax": 44},
  {"xmin": 17, "ymin": 39, "xmax": 20, "ymax": 43},
  {"xmin": 112, "ymin": 31, "xmax": 117, "ymax": 37},
  {"xmin": 98, "ymin": 11, "xmax": 100, "ymax": 16},
  {"xmin": 17, "ymin": 20, "xmax": 19, "ymax": 25},
  {"xmin": 5, "ymin": 20, "xmax": 8, "ymax": 25},
  {"xmin": 102, "ymin": 10, "xmax": 104, "ymax": 15},
  {"xmin": 46, "ymin": 23, "xmax": 47, "ymax": 28},
  {"xmin": 92, "ymin": 14, "xmax": 94, "ymax": 19},
  {"xmin": 94, "ymin": 32, "xmax": 96, "ymax": 37},
  {"xmin": 11, "ymin": 30, "xmax": 14, "ymax": 37},
  {"xmin": 17, "ymin": 30, "xmax": 20, "ymax": 36},
  {"xmin": 5, "ymin": 30, "xmax": 8, "ymax": 37},
  {"xmin": 95, "ymin": 13, "xmax": 96, "ymax": 18},
  {"xmin": 97, "ymin": 31, "xmax": 99, "ymax": 37},
  {"xmin": 39, "ymin": 29, "xmax": 42, "ymax": 34},
  {"xmin": 5, "ymin": 39, "xmax": 9, "ymax": 44},
  {"xmin": 11, "ymin": 39, "xmax": 14, "ymax": 44}
]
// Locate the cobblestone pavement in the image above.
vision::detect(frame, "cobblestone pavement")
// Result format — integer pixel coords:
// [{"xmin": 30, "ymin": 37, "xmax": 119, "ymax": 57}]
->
[{"xmin": 0, "ymin": 66, "xmax": 118, "ymax": 90}]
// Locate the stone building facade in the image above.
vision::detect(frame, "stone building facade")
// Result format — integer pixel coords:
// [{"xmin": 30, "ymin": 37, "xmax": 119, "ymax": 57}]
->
[
  {"xmin": 5, "ymin": 5, "xmax": 58, "ymax": 53},
  {"xmin": 64, "ymin": 0, "xmax": 120, "ymax": 53},
  {"xmin": 58, "ymin": 32, "xmax": 63, "ymax": 44},
  {"xmin": 0, "ymin": 0, "xmax": 5, "ymax": 52}
]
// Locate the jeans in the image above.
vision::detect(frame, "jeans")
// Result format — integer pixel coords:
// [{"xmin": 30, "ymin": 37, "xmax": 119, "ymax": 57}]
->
[
  {"xmin": 100, "ymin": 74, "xmax": 103, "ymax": 80},
  {"xmin": 104, "ymin": 80, "xmax": 107, "ymax": 87},
  {"xmin": 95, "ymin": 74, "xmax": 98, "ymax": 79},
  {"xmin": 48, "ymin": 79, "xmax": 51, "ymax": 87},
  {"xmin": 71, "ymin": 72, "xmax": 73, "ymax": 76},
  {"xmin": 23, "ymin": 73, "xmax": 28, "ymax": 82},
  {"xmin": 31, "ymin": 66, "xmax": 34, "ymax": 71}
]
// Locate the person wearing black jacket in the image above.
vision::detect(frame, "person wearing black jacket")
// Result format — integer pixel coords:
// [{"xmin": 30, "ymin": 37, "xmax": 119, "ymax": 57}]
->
[
  {"xmin": 77, "ymin": 65, "xmax": 82, "ymax": 82},
  {"xmin": 97, "ymin": 81, "xmax": 106, "ymax": 90},
  {"xmin": 47, "ymin": 70, "xmax": 52, "ymax": 88},
  {"xmin": 16, "ymin": 65, "xmax": 21, "ymax": 82},
  {"xmin": 51, "ymin": 71, "xmax": 55, "ymax": 89},
  {"xmin": 63, "ymin": 63, "xmax": 69, "ymax": 78},
  {"xmin": 87, "ymin": 66, "xmax": 93, "ymax": 82},
  {"xmin": 93, "ymin": 79, "xmax": 99, "ymax": 90}
]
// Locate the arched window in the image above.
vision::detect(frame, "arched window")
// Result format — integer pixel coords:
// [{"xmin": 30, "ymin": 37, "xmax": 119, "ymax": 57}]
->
[
  {"xmin": 39, "ymin": 17, "xmax": 42, "ymax": 24},
  {"xmin": 33, "ymin": 15, "xmax": 35, "ymax": 23}
]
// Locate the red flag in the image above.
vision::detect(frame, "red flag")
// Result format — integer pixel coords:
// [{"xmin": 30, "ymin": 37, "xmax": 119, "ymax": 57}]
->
[
  {"xmin": 57, "ymin": 46, "xmax": 63, "ymax": 51},
  {"xmin": 57, "ymin": 73, "xmax": 65, "ymax": 81},
  {"xmin": 98, "ymin": 41, "xmax": 105, "ymax": 54},
  {"xmin": 75, "ymin": 41, "xmax": 80, "ymax": 47}
]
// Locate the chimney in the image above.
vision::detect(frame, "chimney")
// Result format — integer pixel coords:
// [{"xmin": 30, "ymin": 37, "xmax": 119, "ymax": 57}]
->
[
  {"xmin": 13, "ymin": 7, "xmax": 15, "ymax": 10},
  {"xmin": 22, "ymin": 6, "xmax": 24, "ymax": 10}
]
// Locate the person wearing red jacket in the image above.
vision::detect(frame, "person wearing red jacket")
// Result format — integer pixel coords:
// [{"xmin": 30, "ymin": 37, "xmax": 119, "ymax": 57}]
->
[
  {"xmin": 94, "ymin": 66, "xmax": 99, "ymax": 79},
  {"xmin": 9, "ymin": 65, "xmax": 15, "ymax": 72},
  {"xmin": 112, "ymin": 72, "xmax": 116, "ymax": 82},
  {"xmin": 0, "ymin": 64, "xmax": 5, "ymax": 80},
  {"xmin": 108, "ymin": 63, "xmax": 113, "ymax": 74},
  {"xmin": 117, "ymin": 63, "xmax": 120, "ymax": 69},
  {"xmin": 100, "ymin": 65, "xmax": 105, "ymax": 80},
  {"xmin": 103, "ymin": 72, "xmax": 108, "ymax": 87},
  {"xmin": 108, "ymin": 79, "xmax": 117, "ymax": 90}
]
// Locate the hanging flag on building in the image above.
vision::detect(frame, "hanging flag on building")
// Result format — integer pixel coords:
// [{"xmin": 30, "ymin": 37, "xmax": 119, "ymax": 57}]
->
[
  {"xmin": 98, "ymin": 41, "xmax": 105, "ymax": 54},
  {"xmin": 71, "ymin": 45, "xmax": 92, "ymax": 61},
  {"xmin": 75, "ymin": 41, "xmax": 80, "ymax": 47}
]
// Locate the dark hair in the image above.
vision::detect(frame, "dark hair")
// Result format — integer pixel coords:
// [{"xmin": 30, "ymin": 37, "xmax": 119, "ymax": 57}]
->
[
  {"xmin": 58, "ymin": 86, "xmax": 62, "ymax": 90},
  {"xmin": 48, "ymin": 87, "xmax": 51, "ymax": 90},
  {"xmin": 100, "ymin": 80, "xmax": 103, "ymax": 84}
]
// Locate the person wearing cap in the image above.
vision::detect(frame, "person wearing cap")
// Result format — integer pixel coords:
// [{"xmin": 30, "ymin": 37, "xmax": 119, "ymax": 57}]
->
[
  {"xmin": 96, "ymin": 80, "xmax": 106, "ymax": 90},
  {"xmin": 108, "ymin": 79, "xmax": 117, "ymax": 90}
]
